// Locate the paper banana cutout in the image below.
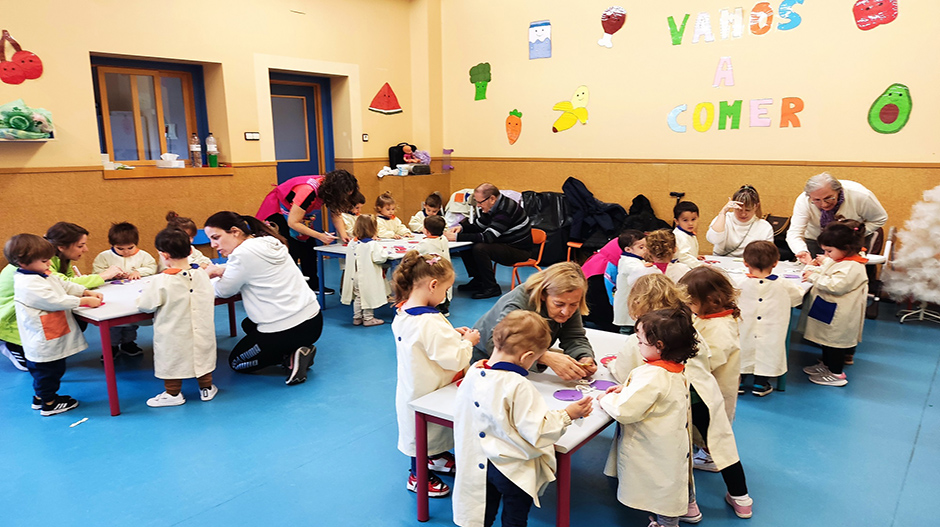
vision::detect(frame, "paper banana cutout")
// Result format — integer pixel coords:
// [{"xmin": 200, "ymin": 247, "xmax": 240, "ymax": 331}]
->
[{"xmin": 552, "ymin": 85, "xmax": 590, "ymax": 133}]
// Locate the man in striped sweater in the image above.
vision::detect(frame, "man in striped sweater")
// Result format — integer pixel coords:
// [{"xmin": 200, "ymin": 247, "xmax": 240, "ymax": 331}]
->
[{"xmin": 446, "ymin": 183, "xmax": 533, "ymax": 299}]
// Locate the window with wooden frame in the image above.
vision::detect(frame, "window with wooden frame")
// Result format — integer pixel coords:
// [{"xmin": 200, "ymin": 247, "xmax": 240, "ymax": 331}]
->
[{"xmin": 94, "ymin": 66, "xmax": 199, "ymax": 165}]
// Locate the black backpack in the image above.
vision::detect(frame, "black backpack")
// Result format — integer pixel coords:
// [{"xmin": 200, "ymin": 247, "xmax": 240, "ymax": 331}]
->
[{"xmin": 388, "ymin": 142, "xmax": 417, "ymax": 169}]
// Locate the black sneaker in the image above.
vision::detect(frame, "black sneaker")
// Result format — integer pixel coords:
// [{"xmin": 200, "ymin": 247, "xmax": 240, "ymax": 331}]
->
[
  {"xmin": 457, "ymin": 279, "xmax": 482, "ymax": 292},
  {"xmin": 40, "ymin": 395, "xmax": 79, "ymax": 416},
  {"xmin": 2, "ymin": 344, "xmax": 28, "ymax": 371},
  {"xmin": 286, "ymin": 346, "xmax": 316, "ymax": 385},
  {"xmin": 31, "ymin": 396, "xmax": 41, "ymax": 410},
  {"xmin": 752, "ymin": 383, "xmax": 774, "ymax": 397},
  {"xmin": 322, "ymin": 287, "xmax": 335, "ymax": 295},
  {"xmin": 120, "ymin": 342, "xmax": 144, "ymax": 357},
  {"xmin": 472, "ymin": 286, "xmax": 502, "ymax": 300}
]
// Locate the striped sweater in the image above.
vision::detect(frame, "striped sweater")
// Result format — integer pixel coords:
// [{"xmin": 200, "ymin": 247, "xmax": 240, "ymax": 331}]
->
[{"xmin": 456, "ymin": 195, "xmax": 532, "ymax": 249}]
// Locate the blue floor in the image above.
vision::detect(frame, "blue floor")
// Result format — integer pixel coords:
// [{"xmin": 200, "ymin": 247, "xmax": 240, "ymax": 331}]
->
[{"xmin": 1, "ymin": 258, "xmax": 937, "ymax": 526}]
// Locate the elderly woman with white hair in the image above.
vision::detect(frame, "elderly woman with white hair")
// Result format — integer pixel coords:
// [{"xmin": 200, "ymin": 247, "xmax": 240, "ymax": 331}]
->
[{"xmin": 786, "ymin": 173, "xmax": 888, "ymax": 264}]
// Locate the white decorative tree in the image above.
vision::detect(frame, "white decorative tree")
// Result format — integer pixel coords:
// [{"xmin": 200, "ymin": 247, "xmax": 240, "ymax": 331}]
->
[{"xmin": 883, "ymin": 184, "xmax": 940, "ymax": 324}]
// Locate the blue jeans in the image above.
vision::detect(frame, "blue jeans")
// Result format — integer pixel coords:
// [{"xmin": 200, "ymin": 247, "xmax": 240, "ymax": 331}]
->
[{"xmin": 484, "ymin": 463, "xmax": 532, "ymax": 527}]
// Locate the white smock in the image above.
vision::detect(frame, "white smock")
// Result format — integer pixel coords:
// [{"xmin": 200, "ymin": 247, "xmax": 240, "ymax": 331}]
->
[
  {"xmin": 13, "ymin": 272, "xmax": 88, "ymax": 362},
  {"xmin": 739, "ymin": 275, "xmax": 804, "ymax": 377},
  {"xmin": 340, "ymin": 239, "xmax": 389, "ymax": 310}
]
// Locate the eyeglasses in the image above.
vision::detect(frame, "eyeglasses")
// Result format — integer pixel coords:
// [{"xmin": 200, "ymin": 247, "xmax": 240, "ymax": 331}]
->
[{"xmin": 810, "ymin": 195, "xmax": 839, "ymax": 205}]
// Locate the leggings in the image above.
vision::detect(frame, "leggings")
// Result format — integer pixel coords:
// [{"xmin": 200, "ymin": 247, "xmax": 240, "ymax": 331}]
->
[
  {"xmin": 229, "ymin": 313, "xmax": 323, "ymax": 373},
  {"xmin": 691, "ymin": 400, "xmax": 748, "ymax": 496},
  {"xmin": 822, "ymin": 345, "xmax": 854, "ymax": 375},
  {"xmin": 484, "ymin": 463, "xmax": 533, "ymax": 527}
]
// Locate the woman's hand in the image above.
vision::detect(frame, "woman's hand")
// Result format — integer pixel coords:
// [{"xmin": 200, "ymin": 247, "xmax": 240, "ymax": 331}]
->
[
  {"xmin": 565, "ymin": 396, "xmax": 594, "ymax": 419},
  {"xmin": 206, "ymin": 264, "xmax": 225, "ymax": 279},
  {"xmin": 444, "ymin": 229, "xmax": 458, "ymax": 242},
  {"xmin": 540, "ymin": 351, "xmax": 591, "ymax": 381},
  {"xmin": 98, "ymin": 265, "xmax": 124, "ymax": 281},
  {"xmin": 720, "ymin": 199, "xmax": 743, "ymax": 214},
  {"xmin": 315, "ymin": 231, "xmax": 338, "ymax": 245},
  {"xmin": 578, "ymin": 357, "xmax": 598, "ymax": 376},
  {"xmin": 795, "ymin": 251, "xmax": 813, "ymax": 265}
]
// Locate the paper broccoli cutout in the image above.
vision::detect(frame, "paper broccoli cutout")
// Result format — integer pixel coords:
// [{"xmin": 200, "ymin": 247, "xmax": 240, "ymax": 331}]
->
[{"xmin": 469, "ymin": 63, "xmax": 491, "ymax": 101}]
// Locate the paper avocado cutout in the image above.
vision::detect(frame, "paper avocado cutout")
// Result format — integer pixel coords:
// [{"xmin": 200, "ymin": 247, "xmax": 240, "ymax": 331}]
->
[
  {"xmin": 368, "ymin": 83, "xmax": 402, "ymax": 114},
  {"xmin": 868, "ymin": 83, "xmax": 911, "ymax": 134}
]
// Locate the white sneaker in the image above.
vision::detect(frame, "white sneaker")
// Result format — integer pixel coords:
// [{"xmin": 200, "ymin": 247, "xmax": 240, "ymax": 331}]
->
[
  {"xmin": 692, "ymin": 448, "xmax": 718, "ymax": 472},
  {"xmin": 147, "ymin": 391, "xmax": 185, "ymax": 407},
  {"xmin": 803, "ymin": 361, "xmax": 828, "ymax": 375},
  {"xmin": 200, "ymin": 384, "xmax": 218, "ymax": 401},
  {"xmin": 1, "ymin": 342, "xmax": 28, "ymax": 372},
  {"xmin": 809, "ymin": 371, "xmax": 848, "ymax": 387}
]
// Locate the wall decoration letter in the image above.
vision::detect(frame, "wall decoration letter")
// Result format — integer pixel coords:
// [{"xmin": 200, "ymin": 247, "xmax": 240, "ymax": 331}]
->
[
  {"xmin": 529, "ymin": 21, "xmax": 552, "ymax": 59},
  {"xmin": 469, "ymin": 63, "xmax": 491, "ymax": 101},
  {"xmin": 750, "ymin": 3, "xmax": 774, "ymax": 35},
  {"xmin": 780, "ymin": 97, "xmax": 804, "ymax": 128},
  {"xmin": 777, "ymin": 0, "xmax": 805, "ymax": 31},
  {"xmin": 692, "ymin": 102, "xmax": 715, "ymax": 132},
  {"xmin": 668, "ymin": 104, "xmax": 688, "ymax": 133},
  {"xmin": 719, "ymin": 8, "xmax": 744, "ymax": 40},
  {"xmin": 750, "ymin": 98, "xmax": 773, "ymax": 127},
  {"xmin": 718, "ymin": 100, "xmax": 743, "ymax": 130},
  {"xmin": 712, "ymin": 57, "xmax": 735, "ymax": 87},
  {"xmin": 868, "ymin": 83, "xmax": 911, "ymax": 134},
  {"xmin": 692, "ymin": 12, "xmax": 716, "ymax": 44},
  {"xmin": 667, "ymin": 14, "xmax": 690, "ymax": 46}
]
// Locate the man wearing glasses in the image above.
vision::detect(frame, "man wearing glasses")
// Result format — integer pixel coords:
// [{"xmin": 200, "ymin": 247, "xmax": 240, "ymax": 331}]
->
[{"xmin": 786, "ymin": 172, "xmax": 888, "ymax": 265}]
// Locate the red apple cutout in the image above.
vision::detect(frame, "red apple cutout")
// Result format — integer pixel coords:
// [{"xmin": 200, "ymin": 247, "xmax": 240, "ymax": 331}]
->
[{"xmin": 0, "ymin": 60, "xmax": 25, "ymax": 85}]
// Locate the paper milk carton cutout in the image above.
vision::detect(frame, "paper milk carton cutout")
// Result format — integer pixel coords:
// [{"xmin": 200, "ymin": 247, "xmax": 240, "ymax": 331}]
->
[{"xmin": 529, "ymin": 20, "xmax": 552, "ymax": 59}]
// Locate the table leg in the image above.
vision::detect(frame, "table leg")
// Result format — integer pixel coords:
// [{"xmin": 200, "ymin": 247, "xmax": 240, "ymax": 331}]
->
[
  {"xmin": 556, "ymin": 452, "xmax": 571, "ymax": 527},
  {"xmin": 227, "ymin": 300, "xmax": 237, "ymax": 337},
  {"xmin": 317, "ymin": 252, "xmax": 326, "ymax": 308},
  {"xmin": 415, "ymin": 411, "xmax": 430, "ymax": 522},
  {"xmin": 99, "ymin": 321, "xmax": 121, "ymax": 416}
]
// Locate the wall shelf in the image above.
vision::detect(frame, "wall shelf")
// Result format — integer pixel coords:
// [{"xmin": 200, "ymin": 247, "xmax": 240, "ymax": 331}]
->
[{"xmin": 102, "ymin": 166, "xmax": 235, "ymax": 180}]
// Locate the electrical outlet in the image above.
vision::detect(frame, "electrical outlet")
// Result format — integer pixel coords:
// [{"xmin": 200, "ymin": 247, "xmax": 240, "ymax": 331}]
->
[
  {"xmin": 362, "ymin": 134, "xmax": 369, "ymax": 142},
  {"xmin": 244, "ymin": 132, "xmax": 260, "ymax": 141}
]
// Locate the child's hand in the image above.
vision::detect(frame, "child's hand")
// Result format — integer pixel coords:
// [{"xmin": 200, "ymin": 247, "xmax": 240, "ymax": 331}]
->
[
  {"xmin": 80, "ymin": 296, "xmax": 103, "ymax": 308},
  {"xmin": 83, "ymin": 290, "xmax": 104, "ymax": 301},
  {"xmin": 643, "ymin": 262, "xmax": 655, "ymax": 267},
  {"xmin": 470, "ymin": 359, "xmax": 487, "ymax": 369},
  {"xmin": 697, "ymin": 255, "xmax": 706, "ymax": 260},
  {"xmin": 565, "ymin": 396, "xmax": 594, "ymax": 419},
  {"xmin": 813, "ymin": 255, "xmax": 826, "ymax": 266},
  {"xmin": 463, "ymin": 329, "xmax": 481, "ymax": 346},
  {"xmin": 127, "ymin": 270, "xmax": 141, "ymax": 280},
  {"xmin": 99, "ymin": 265, "xmax": 124, "ymax": 281},
  {"xmin": 598, "ymin": 385, "xmax": 623, "ymax": 400}
]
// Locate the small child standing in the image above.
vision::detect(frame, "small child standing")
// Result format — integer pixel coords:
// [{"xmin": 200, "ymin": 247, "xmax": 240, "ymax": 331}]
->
[
  {"xmin": 739, "ymin": 240, "xmax": 804, "ymax": 396},
  {"xmin": 393, "ymin": 251, "xmax": 479, "ymax": 498},
  {"xmin": 453, "ymin": 310, "xmax": 592, "ymax": 527},
  {"xmin": 341, "ymin": 215, "xmax": 390, "ymax": 327},
  {"xmin": 799, "ymin": 220, "xmax": 869, "ymax": 387},
  {"xmin": 5, "ymin": 234, "xmax": 103, "ymax": 416},
  {"xmin": 341, "ymin": 191, "xmax": 366, "ymax": 237},
  {"xmin": 164, "ymin": 211, "xmax": 213, "ymax": 268},
  {"xmin": 416, "ymin": 215, "xmax": 452, "ymax": 316},
  {"xmin": 137, "ymin": 228, "xmax": 218, "ymax": 407},
  {"xmin": 409, "ymin": 191, "xmax": 445, "ymax": 233},
  {"xmin": 612, "ymin": 229, "xmax": 648, "ymax": 333},
  {"xmin": 599, "ymin": 308, "xmax": 699, "ymax": 527},
  {"xmin": 673, "ymin": 201, "xmax": 704, "ymax": 269},
  {"xmin": 632, "ymin": 229, "xmax": 691, "ymax": 285},
  {"xmin": 375, "ymin": 192, "xmax": 413, "ymax": 239},
  {"xmin": 93, "ymin": 222, "xmax": 157, "ymax": 358}
]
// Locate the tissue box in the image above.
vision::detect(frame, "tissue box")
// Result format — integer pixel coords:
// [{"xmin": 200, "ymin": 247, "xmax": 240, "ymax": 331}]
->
[{"xmin": 156, "ymin": 160, "xmax": 185, "ymax": 168}]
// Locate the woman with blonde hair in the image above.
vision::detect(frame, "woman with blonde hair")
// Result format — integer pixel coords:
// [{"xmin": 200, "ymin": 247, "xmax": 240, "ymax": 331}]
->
[
  {"xmin": 705, "ymin": 184, "xmax": 774, "ymax": 257},
  {"xmin": 471, "ymin": 262, "xmax": 596, "ymax": 380}
]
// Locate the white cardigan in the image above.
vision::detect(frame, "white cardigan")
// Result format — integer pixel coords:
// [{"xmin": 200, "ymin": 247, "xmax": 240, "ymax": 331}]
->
[
  {"xmin": 739, "ymin": 276, "xmax": 804, "ymax": 377},
  {"xmin": 673, "ymin": 227, "xmax": 703, "ymax": 269},
  {"xmin": 786, "ymin": 180, "xmax": 888, "ymax": 256},
  {"xmin": 340, "ymin": 239, "xmax": 389, "ymax": 309},
  {"xmin": 93, "ymin": 248, "xmax": 157, "ymax": 277},
  {"xmin": 453, "ymin": 364, "xmax": 571, "ymax": 527},
  {"xmin": 601, "ymin": 363, "xmax": 693, "ymax": 518},
  {"xmin": 137, "ymin": 267, "xmax": 217, "ymax": 379},
  {"xmin": 13, "ymin": 271, "xmax": 88, "ymax": 362},
  {"xmin": 798, "ymin": 258, "xmax": 868, "ymax": 348},
  {"xmin": 706, "ymin": 213, "xmax": 775, "ymax": 257},
  {"xmin": 393, "ymin": 306, "xmax": 472, "ymax": 457}
]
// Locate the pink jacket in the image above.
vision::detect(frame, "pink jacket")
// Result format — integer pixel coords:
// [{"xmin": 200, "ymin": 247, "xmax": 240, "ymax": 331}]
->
[{"xmin": 581, "ymin": 238, "xmax": 622, "ymax": 278}]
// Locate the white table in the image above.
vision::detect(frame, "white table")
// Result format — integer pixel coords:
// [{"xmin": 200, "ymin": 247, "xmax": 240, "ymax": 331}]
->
[
  {"xmin": 313, "ymin": 236, "xmax": 471, "ymax": 307},
  {"xmin": 73, "ymin": 276, "xmax": 240, "ymax": 416},
  {"xmin": 409, "ymin": 328, "xmax": 626, "ymax": 526},
  {"xmin": 704, "ymin": 255, "xmax": 811, "ymax": 292}
]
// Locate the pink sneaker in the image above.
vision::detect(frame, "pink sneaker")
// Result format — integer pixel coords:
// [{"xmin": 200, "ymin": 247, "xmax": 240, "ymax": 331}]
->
[
  {"xmin": 679, "ymin": 501, "xmax": 702, "ymax": 523},
  {"xmin": 725, "ymin": 493, "xmax": 753, "ymax": 519}
]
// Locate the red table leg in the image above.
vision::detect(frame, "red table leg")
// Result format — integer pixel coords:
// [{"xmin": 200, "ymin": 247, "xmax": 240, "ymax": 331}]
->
[
  {"xmin": 415, "ymin": 411, "xmax": 430, "ymax": 522},
  {"xmin": 98, "ymin": 321, "xmax": 121, "ymax": 416},
  {"xmin": 556, "ymin": 452, "xmax": 571, "ymax": 527}
]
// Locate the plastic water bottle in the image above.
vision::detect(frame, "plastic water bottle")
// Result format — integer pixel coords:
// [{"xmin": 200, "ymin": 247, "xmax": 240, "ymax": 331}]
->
[
  {"xmin": 189, "ymin": 133, "xmax": 202, "ymax": 168},
  {"xmin": 206, "ymin": 132, "xmax": 219, "ymax": 167}
]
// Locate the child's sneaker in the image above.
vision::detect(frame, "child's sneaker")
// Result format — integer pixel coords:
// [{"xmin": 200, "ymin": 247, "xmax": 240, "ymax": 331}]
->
[
  {"xmin": 725, "ymin": 493, "xmax": 753, "ymax": 519},
  {"xmin": 802, "ymin": 361, "xmax": 827, "ymax": 375},
  {"xmin": 200, "ymin": 384, "xmax": 219, "ymax": 401},
  {"xmin": 428, "ymin": 452, "xmax": 456, "ymax": 475},
  {"xmin": 752, "ymin": 382, "xmax": 773, "ymax": 397},
  {"xmin": 647, "ymin": 516, "xmax": 664, "ymax": 527},
  {"xmin": 406, "ymin": 472, "xmax": 450, "ymax": 497},
  {"xmin": 1, "ymin": 343, "xmax": 28, "ymax": 371},
  {"xmin": 679, "ymin": 501, "xmax": 703, "ymax": 523},
  {"xmin": 692, "ymin": 448, "xmax": 718, "ymax": 472},
  {"xmin": 120, "ymin": 342, "xmax": 144, "ymax": 357},
  {"xmin": 147, "ymin": 391, "xmax": 186, "ymax": 407},
  {"xmin": 809, "ymin": 371, "xmax": 848, "ymax": 387},
  {"xmin": 102, "ymin": 346, "xmax": 123, "ymax": 362},
  {"xmin": 40, "ymin": 395, "xmax": 79, "ymax": 416},
  {"xmin": 352, "ymin": 317, "xmax": 363, "ymax": 326},
  {"xmin": 31, "ymin": 396, "xmax": 42, "ymax": 410},
  {"xmin": 363, "ymin": 318, "xmax": 385, "ymax": 327},
  {"xmin": 738, "ymin": 381, "xmax": 748, "ymax": 395}
]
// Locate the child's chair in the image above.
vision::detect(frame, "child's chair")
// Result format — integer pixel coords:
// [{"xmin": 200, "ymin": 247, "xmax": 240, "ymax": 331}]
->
[{"xmin": 508, "ymin": 228, "xmax": 546, "ymax": 290}]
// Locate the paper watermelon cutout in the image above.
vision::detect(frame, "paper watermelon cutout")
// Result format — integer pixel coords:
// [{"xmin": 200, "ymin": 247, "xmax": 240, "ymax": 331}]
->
[{"xmin": 369, "ymin": 83, "xmax": 402, "ymax": 114}]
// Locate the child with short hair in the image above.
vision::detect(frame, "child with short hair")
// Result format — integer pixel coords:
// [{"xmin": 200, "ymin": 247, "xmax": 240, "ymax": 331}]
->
[
  {"xmin": 739, "ymin": 240, "xmax": 804, "ymax": 396},
  {"xmin": 341, "ymin": 191, "xmax": 367, "ymax": 237},
  {"xmin": 92, "ymin": 222, "xmax": 157, "ymax": 358},
  {"xmin": 453, "ymin": 310, "xmax": 592, "ymax": 526},
  {"xmin": 5, "ymin": 234, "xmax": 103, "ymax": 416},
  {"xmin": 599, "ymin": 308, "xmax": 699, "ymax": 527},
  {"xmin": 393, "ymin": 251, "xmax": 479, "ymax": 498},
  {"xmin": 341, "ymin": 215, "xmax": 390, "ymax": 327},
  {"xmin": 606, "ymin": 274, "xmax": 752, "ymax": 521},
  {"xmin": 409, "ymin": 191, "xmax": 445, "ymax": 233},
  {"xmin": 800, "ymin": 220, "xmax": 869, "ymax": 387},
  {"xmin": 632, "ymin": 229, "xmax": 691, "ymax": 285},
  {"xmin": 375, "ymin": 192, "xmax": 413, "ymax": 239},
  {"xmin": 416, "ymin": 215, "xmax": 452, "ymax": 316},
  {"xmin": 164, "ymin": 211, "xmax": 212, "ymax": 268},
  {"xmin": 673, "ymin": 201, "xmax": 704, "ymax": 269},
  {"xmin": 136, "ymin": 228, "xmax": 218, "ymax": 407},
  {"xmin": 612, "ymin": 229, "xmax": 648, "ymax": 333}
]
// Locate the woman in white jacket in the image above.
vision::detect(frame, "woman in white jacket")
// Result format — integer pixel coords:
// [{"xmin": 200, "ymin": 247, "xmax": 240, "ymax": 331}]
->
[
  {"xmin": 706, "ymin": 185, "xmax": 774, "ymax": 258},
  {"xmin": 205, "ymin": 211, "xmax": 322, "ymax": 386}
]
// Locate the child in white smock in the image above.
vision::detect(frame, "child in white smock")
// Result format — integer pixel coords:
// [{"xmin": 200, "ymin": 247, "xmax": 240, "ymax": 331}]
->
[
  {"xmin": 392, "ymin": 250, "xmax": 479, "ymax": 498},
  {"xmin": 409, "ymin": 191, "xmax": 445, "ymax": 233},
  {"xmin": 598, "ymin": 308, "xmax": 699, "ymax": 527},
  {"xmin": 612, "ymin": 229, "xmax": 648, "ymax": 332},
  {"xmin": 163, "ymin": 211, "xmax": 213, "ymax": 269},
  {"xmin": 341, "ymin": 215, "xmax": 390, "ymax": 327},
  {"xmin": 453, "ymin": 310, "xmax": 593, "ymax": 527},
  {"xmin": 375, "ymin": 192, "xmax": 413, "ymax": 239},
  {"xmin": 137, "ymin": 228, "xmax": 217, "ymax": 407},
  {"xmin": 673, "ymin": 201, "xmax": 704, "ymax": 269},
  {"xmin": 738, "ymin": 240, "xmax": 804, "ymax": 397},
  {"xmin": 631, "ymin": 229, "xmax": 691, "ymax": 286},
  {"xmin": 415, "ymin": 215, "xmax": 452, "ymax": 316}
]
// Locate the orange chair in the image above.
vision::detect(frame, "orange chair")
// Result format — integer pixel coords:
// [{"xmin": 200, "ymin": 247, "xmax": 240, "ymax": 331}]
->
[
  {"xmin": 509, "ymin": 228, "xmax": 546, "ymax": 290},
  {"xmin": 566, "ymin": 241, "xmax": 583, "ymax": 262}
]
